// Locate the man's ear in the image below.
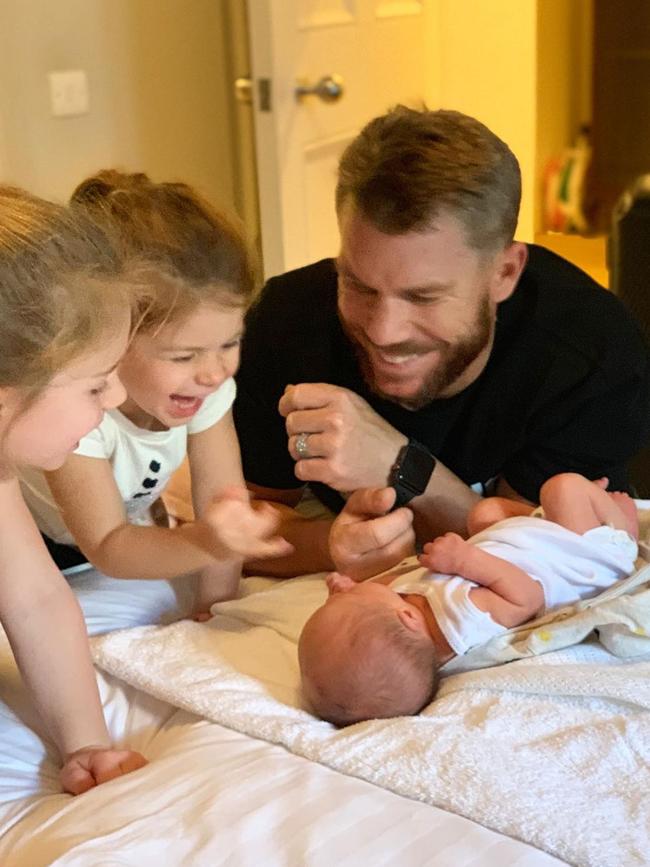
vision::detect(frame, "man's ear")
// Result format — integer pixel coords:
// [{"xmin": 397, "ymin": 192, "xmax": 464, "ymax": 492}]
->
[{"xmin": 489, "ymin": 241, "xmax": 528, "ymax": 304}]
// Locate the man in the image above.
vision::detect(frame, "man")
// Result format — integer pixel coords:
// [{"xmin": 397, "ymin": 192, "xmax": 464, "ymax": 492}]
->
[{"xmin": 234, "ymin": 107, "xmax": 650, "ymax": 577}]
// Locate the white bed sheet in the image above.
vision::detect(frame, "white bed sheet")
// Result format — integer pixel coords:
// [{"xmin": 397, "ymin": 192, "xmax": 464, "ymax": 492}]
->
[{"xmin": 0, "ymin": 569, "xmax": 567, "ymax": 866}]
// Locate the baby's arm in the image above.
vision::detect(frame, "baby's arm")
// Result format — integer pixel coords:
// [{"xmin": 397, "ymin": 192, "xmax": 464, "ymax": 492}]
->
[
  {"xmin": 0, "ymin": 479, "xmax": 147, "ymax": 793},
  {"xmin": 419, "ymin": 533, "xmax": 544, "ymax": 627}
]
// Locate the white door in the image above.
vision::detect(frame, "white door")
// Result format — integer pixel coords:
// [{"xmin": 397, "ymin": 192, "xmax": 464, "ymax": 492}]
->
[{"xmin": 246, "ymin": 0, "xmax": 436, "ymax": 278}]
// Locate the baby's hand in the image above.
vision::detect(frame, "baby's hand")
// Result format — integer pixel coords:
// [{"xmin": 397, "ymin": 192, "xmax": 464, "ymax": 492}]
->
[
  {"xmin": 418, "ymin": 532, "xmax": 469, "ymax": 575},
  {"xmin": 60, "ymin": 746, "xmax": 148, "ymax": 795},
  {"xmin": 202, "ymin": 486, "xmax": 294, "ymax": 561}
]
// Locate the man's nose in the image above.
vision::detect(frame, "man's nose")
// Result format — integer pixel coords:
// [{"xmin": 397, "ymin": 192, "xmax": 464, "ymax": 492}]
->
[{"xmin": 363, "ymin": 298, "xmax": 411, "ymax": 347}]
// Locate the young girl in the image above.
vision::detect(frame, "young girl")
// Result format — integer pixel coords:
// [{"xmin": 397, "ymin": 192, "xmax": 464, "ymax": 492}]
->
[
  {"xmin": 0, "ymin": 185, "xmax": 147, "ymax": 794},
  {"xmin": 21, "ymin": 171, "xmax": 290, "ymax": 613}
]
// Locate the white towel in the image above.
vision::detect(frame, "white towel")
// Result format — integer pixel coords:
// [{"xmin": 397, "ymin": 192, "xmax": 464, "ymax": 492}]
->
[{"xmin": 92, "ymin": 570, "xmax": 650, "ymax": 867}]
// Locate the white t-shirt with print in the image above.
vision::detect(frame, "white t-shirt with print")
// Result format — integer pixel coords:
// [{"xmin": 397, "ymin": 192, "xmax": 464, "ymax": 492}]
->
[{"xmin": 21, "ymin": 378, "xmax": 236, "ymax": 546}]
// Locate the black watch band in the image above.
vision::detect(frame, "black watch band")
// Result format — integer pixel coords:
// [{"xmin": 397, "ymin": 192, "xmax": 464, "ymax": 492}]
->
[{"xmin": 389, "ymin": 439, "xmax": 436, "ymax": 508}]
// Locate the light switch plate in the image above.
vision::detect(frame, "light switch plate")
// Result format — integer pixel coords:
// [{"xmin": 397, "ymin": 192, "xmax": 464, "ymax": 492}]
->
[{"xmin": 48, "ymin": 70, "xmax": 89, "ymax": 117}]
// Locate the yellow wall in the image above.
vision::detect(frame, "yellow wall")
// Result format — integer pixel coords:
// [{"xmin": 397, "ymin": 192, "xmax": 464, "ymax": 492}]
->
[
  {"xmin": 432, "ymin": 0, "xmax": 538, "ymax": 240},
  {"xmin": 536, "ymin": 0, "xmax": 593, "ymax": 230},
  {"xmin": 428, "ymin": 0, "xmax": 591, "ymax": 241}
]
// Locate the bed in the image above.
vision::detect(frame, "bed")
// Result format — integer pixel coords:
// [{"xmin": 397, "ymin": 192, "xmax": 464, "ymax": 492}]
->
[
  {"xmin": 4, "ymin": 495, "xmax": 650, "ymax": 867},
  {"xmin": 0, "ymin": 567, "xmax": 570, "ymax": 866}
]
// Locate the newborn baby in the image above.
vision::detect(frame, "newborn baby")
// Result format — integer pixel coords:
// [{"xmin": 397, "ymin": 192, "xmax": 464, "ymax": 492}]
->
[{"xmin": 298, "ymin": 473, "xmax": 639, "ymax": 726}]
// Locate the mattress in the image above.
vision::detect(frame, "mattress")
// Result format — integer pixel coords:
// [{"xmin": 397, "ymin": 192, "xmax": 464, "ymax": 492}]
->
[{"xmin": 0, "ymin": 568, "xmax": 566, "ymax": 866}]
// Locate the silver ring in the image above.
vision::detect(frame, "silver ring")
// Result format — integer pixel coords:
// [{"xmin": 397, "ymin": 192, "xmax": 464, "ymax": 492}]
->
[{"xmin": 295, "ymin": 432, "xmax": 311, "ymax": 460}]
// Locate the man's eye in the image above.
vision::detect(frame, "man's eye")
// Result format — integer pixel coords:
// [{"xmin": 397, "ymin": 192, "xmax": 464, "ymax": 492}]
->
[
  {"xmin": 348, "ymin": 282, "xmax": 374, "ymax": 297},
  {"xmin": 411, "ymin": 296, "xmax": 437, "ymax": 305},
  {"xmin": 90, "ymin": 382, "xmax": 108, "ymax": 396},
  {"xmin": 171, "ymin": 355, "xmax": 194, "ymax": 363},
  {"xmin": 221, "ymin": 338, "xmax": 242, "ymax": 351},
  {"xmin": 406, "ymin": 293, "xmax": 440, "ymax": 305}
]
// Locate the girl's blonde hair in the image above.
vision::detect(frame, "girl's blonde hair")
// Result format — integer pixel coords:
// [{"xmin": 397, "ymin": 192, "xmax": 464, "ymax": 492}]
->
[
  {"xmin": 70, "ymin": 170, "xmax": 256, "ymax": 331},
  {"xmin": 0, "ymin": 185, "xmax": 129, "ymax": 398}
]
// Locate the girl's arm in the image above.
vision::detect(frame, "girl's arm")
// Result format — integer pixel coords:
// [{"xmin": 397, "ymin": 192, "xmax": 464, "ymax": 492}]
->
[
  {"xmin": 46, "ymin": 442, "xmax": 289, "ymax": 581},
  {"xmin": 188, "ymin": 411, "xmax": 245, "ymax": 611},
  {"xmin": 0, "ymin": 478, "xmax": 146, "ymax": 792},
  {"xmin": 418, "ymin": 533, "xmax": 544, "ymax": 627}
]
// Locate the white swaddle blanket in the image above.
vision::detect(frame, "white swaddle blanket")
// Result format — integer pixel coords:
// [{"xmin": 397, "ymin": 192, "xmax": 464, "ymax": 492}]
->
[{"xmin": 92, "ymin": 559, "xmax": 650, "ymax": 867}]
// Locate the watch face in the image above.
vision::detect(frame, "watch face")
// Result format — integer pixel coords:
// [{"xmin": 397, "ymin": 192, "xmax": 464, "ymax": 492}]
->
[
  {"xmin": 392, "ymin": 441, "xmax": 436, "ymax": 505},
  {"xmin": 400, "ymin": 443, "xmax": 435, "ymax": 483}
]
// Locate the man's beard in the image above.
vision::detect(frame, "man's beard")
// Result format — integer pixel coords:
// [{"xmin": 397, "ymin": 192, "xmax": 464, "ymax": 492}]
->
[{"xmin": 342, "ymin": 294, "xmax": 493, "ymax": 411}]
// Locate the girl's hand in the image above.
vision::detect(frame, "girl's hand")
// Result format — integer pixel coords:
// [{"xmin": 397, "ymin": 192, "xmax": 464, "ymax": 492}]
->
[
  {"xmin": 202, "ymin": 486, "xmax": 294, "ymax": 561},
  {"xmin": 60, "ymin": 746, "xmax": 148, "ymax": 795},
  {"xmin": 418, "ymin": 532, "xmax": 469, "ymax": 575}
]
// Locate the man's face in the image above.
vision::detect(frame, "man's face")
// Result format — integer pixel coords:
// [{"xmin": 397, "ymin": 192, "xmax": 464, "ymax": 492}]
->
[{"xmin": 336, "ymin": 204, "xmax": 513, "ymax": 409}]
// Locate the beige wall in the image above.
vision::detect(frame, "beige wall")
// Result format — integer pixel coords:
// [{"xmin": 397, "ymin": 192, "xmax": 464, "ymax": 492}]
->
[{"xmin": 0, "ymin": 0, "xmax": 237, "ymax": 211}]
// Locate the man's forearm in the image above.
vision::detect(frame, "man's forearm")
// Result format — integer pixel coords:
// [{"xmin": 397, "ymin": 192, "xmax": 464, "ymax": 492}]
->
[
  {"xmin": 410, "ymin": 460, "xmax": 482, "ymax": 541},
  {"xmin": 245, "ymin": 508, "xmax": 333, "ymax": 577}
]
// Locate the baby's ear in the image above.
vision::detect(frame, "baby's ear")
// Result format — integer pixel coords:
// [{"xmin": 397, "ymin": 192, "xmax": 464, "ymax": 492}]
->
[{"xmin": 396, "ymin": 607, "xmax": 428, "ymax": 635}]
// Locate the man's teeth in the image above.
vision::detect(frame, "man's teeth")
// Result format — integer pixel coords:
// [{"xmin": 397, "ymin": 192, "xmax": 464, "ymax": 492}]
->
[{"xmin": 376, "ymin": 352, "xmax": 418, "ymax": 364}]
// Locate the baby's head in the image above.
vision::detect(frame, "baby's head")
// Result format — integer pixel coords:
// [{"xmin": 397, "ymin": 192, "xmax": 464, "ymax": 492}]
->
[
  {"xmin": 298, "ymin": 574, "xmax": 440, "ymax": 726},
  {"xmin": 70, "ymin": 170, "xmax": 256, "ymax": 427}
]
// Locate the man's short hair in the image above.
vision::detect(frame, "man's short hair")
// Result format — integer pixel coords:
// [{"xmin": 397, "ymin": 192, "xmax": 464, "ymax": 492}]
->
[{"xmin": 336, "ymin": 105, "xmax": 521, "ymax": 251}]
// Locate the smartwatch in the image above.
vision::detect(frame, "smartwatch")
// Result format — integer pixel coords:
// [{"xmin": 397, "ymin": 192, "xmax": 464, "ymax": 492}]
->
[{"xmin": 389, "ymin": 439, "xmax": 436, "ymax": 508}]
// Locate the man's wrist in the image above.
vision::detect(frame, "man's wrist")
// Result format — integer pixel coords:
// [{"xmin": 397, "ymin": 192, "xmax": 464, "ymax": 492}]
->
[{"xmin": 389, "ymin": 439, "xmax": 436, "ymax": 508}]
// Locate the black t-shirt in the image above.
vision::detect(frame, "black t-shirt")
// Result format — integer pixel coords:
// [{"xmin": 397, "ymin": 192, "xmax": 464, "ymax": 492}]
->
[{"xmin": 235, "ymin": 244, "xmax": 650, "ymax": 510}]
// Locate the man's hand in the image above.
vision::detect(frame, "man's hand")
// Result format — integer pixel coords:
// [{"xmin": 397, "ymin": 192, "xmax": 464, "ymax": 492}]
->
[
  {"xmin": 329, "ymin": 486, "xmax": 415, "ymax": 581},
  {"xmin": 200, "ymin": 486, "xmax": 294, "ymax": 561},
  {"xmin": 60, "ymin": 746, "xmax": 148, "ymax": 795},
  {"xmin": 418, "ymin": 532, "xmax": 469, "ymax": 575},
  {"xmin": 279, "ymin": 383, "xmax": 407, "ymax": 491}
]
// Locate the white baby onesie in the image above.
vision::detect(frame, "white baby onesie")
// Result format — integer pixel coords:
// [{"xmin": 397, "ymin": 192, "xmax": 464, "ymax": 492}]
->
[{"xmin": 389, "ymin": 515, "xmax": 638, "ymax": 656}]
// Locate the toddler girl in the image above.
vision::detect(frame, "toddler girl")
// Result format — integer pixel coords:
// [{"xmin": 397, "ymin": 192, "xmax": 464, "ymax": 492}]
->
[
  {"xmin": 0, "ymin": 185, "xmax": 146, "ymax": 793},
  {"xmin": 22, "ymin": 171, "xmax": 289, "ymax": 613}
]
